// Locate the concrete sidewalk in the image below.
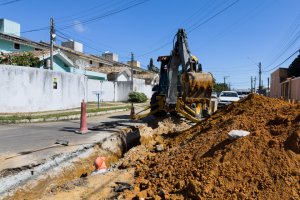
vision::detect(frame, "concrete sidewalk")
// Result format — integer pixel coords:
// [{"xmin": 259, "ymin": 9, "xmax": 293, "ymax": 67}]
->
[{"xmin": 0, "ymin": 101, "xmax": 149, "ymax": 124}]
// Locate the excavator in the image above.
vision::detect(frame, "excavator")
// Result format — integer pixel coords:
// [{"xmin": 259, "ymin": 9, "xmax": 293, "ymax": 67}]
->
[{"xmin": 131, "ymin": 29, "xmax": 215, "ymax": 123}]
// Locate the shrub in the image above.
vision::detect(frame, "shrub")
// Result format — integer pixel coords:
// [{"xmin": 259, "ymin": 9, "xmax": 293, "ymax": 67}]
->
[
  {"xmin": 128, "ymin": 92, "xmax": 147, "ymax": 103},
  {"xmin": 0, "ymin": 52, "xmax": 41, "ymax": 67}
]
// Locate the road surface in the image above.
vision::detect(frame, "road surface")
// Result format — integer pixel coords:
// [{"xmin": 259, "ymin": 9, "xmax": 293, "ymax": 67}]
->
[{"xmin": 0, "ymin": 109, "xmax": 144, "ymax": 171}]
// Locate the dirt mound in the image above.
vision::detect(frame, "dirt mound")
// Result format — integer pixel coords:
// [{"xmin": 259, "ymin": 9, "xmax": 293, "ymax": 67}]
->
[{"xmin": 123, "ymin": 94, "xmax": 300, "ymax": 199}]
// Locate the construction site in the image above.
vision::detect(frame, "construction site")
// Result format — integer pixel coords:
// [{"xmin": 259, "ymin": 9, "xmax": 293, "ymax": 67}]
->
[
  {"xmin": 0, "ymin": 94, "xmax": 299, "ymax": 199},
  {"xmin": 0, "ymin": 28, "xmax": 299, "ymax": 198},
  {"xmin": 1, "ymin": 0, "xmax": 300, "ymax": 200}
]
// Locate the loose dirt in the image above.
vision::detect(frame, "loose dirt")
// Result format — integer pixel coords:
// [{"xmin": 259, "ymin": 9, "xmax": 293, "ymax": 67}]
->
[
  {"xmin": 121, "ymin": 94, "xmax": 300, "ymax": 199},
  {"xmin": 3, "ymin": 116, "xmax": 191, "ymax": 200},
  {"xmin": 4, "ymin": 94, "xmax": 299, "ymax": 200}
]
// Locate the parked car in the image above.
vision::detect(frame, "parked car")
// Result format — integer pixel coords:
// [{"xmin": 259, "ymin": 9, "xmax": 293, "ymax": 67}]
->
[
  {"xmin": 211, "ymin": 92, "xmax": 218, "ymax": 98},
  {"xmin": 237, "ymin": 91, "xmax": 250, "ymax": 99},
  {"xmin": 218, "ymin": 91, "xmax": 240, "ymax": 107}
]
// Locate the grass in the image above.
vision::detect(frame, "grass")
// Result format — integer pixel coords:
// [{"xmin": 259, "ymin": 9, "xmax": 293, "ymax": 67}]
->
[{"xmin": 0, "ymin": 105, "xmax": 131, "ymax": 123}]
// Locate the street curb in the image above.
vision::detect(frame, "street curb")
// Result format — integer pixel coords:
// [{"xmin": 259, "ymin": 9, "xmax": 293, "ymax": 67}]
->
[{"xmin": 0, "ymin": 108, "xmax": 129, "ymax": 124}]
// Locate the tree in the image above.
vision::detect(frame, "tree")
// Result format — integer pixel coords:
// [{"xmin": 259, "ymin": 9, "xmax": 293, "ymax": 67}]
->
[
  {"xmin": 213, "ymin": 83, "xmax": 229, "ymax": 93},
  {"xmin": 0, "ymin": 52, "xmax": 41, "ymax": 67},
  {"xmin": 147, "ymin": 58, "xmax": 159, "ymax": 73},
  {"xmin": 288, "ymin": 54, "xmax": 300, "ymax": 77}
]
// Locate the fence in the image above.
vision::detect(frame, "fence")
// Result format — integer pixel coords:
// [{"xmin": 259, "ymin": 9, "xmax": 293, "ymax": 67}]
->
[{"xmin": 0, "ymin": 65, "xmax": 154, "ymax": 113}]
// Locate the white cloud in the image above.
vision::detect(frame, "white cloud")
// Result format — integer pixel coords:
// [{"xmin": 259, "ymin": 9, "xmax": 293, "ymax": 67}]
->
[{"xmin": 73, "ymin": 20, "xmax": 85, "ymax": 33}]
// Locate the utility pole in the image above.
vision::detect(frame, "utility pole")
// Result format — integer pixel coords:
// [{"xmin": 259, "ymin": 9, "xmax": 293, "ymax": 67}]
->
[
  {"xmin": 50, "ymin": 17, "xmax": 55, "ymax": 70},
  {"xmin": 130, "ymin": 52, "xmax": 134, "ymax": 92},
  {"xmin": 251, "ymin": 76, "xmax": 253, "ymax": 93},
  {"xmin": 258, "ymin": 62, "xmax": 262, "ymax": 94},
  {"xmin": 254, "ymin": 76, "xmax": 257, "ymax": 93},
  {"xmin": 223, "ymin": 76, "xmax": 229, "ymax": 90}
]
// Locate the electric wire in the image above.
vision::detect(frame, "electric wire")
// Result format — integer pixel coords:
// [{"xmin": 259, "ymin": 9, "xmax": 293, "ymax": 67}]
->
[
  {"xmin": 0, "ymin": 0, "xmax": 22, "ymax": 6},
  {"xmin": 187, "ymin": 0, "xmax": 240, "ymax": 33},
  {"xmin": 264, "ymin": 14, "xmax": 300, "ymax": 70},
  {"xmin": 57, "ymin": 0, "xmax": 150, "ymax": 30},
  {"xmin": 136, "ymin": 0, "xmax": 240, "ymax": 58},
  {"xmin": 263, "ymin": 48, "xmax": 300, "ymax": 73}
]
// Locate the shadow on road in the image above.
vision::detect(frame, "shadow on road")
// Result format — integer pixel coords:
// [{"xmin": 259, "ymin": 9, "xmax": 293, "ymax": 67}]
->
[{"xmin": 108, "ymin": 115, "xmax": 129, "ymax": 120}]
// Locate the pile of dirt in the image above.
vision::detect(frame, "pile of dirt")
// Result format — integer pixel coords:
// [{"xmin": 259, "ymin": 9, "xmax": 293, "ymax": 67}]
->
[{"xmin": 122, "ymin": 94, "xmax": 300, "ymax": 199}]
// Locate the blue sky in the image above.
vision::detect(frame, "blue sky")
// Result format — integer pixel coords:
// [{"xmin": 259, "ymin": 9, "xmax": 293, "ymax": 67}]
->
[{"xmin": 1, "ymin": 0, "xmax": 300, "ymax": 89}]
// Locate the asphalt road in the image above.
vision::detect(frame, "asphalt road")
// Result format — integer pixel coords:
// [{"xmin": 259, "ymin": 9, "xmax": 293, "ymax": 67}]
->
[{"xmin": 0, "ymin": 109, "xmax": 144, "ymax": 171}]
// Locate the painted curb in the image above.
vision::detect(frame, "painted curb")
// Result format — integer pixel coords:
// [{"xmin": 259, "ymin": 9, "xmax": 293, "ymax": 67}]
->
[{"xmin": 0, "ymin": 108, "xmax": 129, "ymax": 124}]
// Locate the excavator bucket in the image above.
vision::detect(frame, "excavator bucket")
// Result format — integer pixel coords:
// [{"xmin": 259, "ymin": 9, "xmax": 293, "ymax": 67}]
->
[{"xmin": 181, "ymin": 72, "xmax": 213, "ymax": 104}]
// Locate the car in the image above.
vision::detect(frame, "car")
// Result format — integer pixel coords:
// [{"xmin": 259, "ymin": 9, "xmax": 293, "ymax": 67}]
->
[
  {"xmin": 237, "ymin": 91, "xmax": 249, "ymax": 99},
  {"xmin": 218, "ymin": 91, "xmax": 240, "ymax": 107},
  {"xmin": 211, "ymin": 92, "xmax": 218, "ymax": 98}
]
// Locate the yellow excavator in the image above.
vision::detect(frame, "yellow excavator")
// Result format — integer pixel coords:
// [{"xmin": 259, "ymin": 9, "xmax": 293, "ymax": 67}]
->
[{"xmin": 131, "ymin": 29, "xmax": 215, "ymax": 123}]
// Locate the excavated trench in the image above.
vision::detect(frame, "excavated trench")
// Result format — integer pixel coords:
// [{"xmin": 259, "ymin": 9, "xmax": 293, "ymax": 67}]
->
[
  {"xmin": 0, "ymin": 126, "xmax": 141, "ymax": 200},
  {"xmin": 1, "ymin": 117, "xmax": 191, "ymax": 200}
]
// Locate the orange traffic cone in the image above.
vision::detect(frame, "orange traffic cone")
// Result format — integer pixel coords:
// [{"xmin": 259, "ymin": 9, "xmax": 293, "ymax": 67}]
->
[{"xmin": 75, "ymin": 100, "xmax": 91, "ymax": 134}]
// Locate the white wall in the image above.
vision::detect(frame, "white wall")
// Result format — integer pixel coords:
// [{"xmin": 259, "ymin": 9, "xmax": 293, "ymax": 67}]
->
[
  {"xmin": 0, "ymin": 65, "xmax": 86, "ymax": 113},
  {"xmin": 134, "ymin": 78, "xmax": 153, "ymax": 98},
  {"xmin": 0, "ymin": 65, "xmax": 155, "ymax": 113},
  {"xmin": 88, "ymin": 78, "xmax": 153, "ymax": 102},
  {"xmin": 87, "ymin": 80, "xmax": 115, "ymax": 102}
]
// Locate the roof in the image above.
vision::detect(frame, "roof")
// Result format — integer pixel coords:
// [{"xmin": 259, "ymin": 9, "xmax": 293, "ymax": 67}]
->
[
  {"xmin": 0, "ymin": 32, "xmax": 152, "ymax": 74},
  {"xmin": 0, "ymin": 32, "xmax": 48, "ymax": 50},
  {"xmin": 88, "ymin": 66, "xmax": 128, "ymax": 74},
  {"xmin": 134, "ymin": 72, "xmax": 158, "ymax": 79}
]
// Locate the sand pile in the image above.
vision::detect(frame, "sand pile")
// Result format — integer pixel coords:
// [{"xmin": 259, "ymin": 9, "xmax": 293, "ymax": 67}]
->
[{"xmin": 123, "ymin": 94, "xmax": 300, "ymax": 199}]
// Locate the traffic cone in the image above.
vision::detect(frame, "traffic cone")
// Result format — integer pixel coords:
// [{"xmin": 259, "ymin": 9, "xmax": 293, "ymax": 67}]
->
[{"xmin": 75, "ymin": 99, "xmax": 91, "ymax": 134}]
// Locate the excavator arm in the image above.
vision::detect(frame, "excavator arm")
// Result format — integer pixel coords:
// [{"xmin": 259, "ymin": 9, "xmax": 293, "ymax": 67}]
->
[{"xmin": 131, "ymin": 28, "xmax": 215, "ymax": 122}]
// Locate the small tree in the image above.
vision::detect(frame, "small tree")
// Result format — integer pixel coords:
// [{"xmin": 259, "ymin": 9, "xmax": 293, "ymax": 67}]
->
[{"xmin": 128, "ymin": 92, "xmax": 147, "ymax": 103}]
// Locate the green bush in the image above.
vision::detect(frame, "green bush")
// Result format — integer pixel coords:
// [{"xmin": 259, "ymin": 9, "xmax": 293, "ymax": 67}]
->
[{"xmin": 128, "ymin": 92, "xmax": 147, "ymax": 103}]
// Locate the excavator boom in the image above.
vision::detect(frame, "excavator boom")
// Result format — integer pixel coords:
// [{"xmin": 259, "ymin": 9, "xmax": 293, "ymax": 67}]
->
[{"xmin": 131, "ymin": 29, "xmax": 215, "ymax": 122}]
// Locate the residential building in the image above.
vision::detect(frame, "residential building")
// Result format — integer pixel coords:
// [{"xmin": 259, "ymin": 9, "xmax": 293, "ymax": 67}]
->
[
  {"xmin": 270, "ymin": 68, "xmax": 300, "ymax": 101},
  {"xmin": 270, "ymin": 68, "xmax": 288, "ymax": 98},
  {"xmin": 0, "ymin": 19, "xmax": 157, "ymax": 83}
]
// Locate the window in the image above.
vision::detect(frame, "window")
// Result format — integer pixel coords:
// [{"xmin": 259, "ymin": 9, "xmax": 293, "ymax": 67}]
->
[
  {"xmin": 99, "ymin": 63, "xmax": 103, "ymax": 67},
  {"xmin": 89, "ymin": 60, "xmax": 92, "ymax": 65},
  {"xmin": 14, "ymin": 43, "xmax": 20, "ymax": 50},
  {"xmin": 220, "ymin": 92, "xmax": 238, "ymax": 97}
]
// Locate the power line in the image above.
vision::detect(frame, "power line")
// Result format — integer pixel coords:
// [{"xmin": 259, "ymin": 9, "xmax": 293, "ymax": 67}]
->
[
  {"xmin": 9, "ymin": 0, "xmax": 149, "ymax": 35},
  {"xmin": 263, "ymin": 48, "xmax": 300, "ymax": 73},
  {"xmin": 56, "ymin": 29, "xmax": 131, "ymax": 59},
  {"xmin": 58, "ymin": 0, "xmax": 151, "ymax": 30},
  {"xmin": 264, "ymin": 14, "xmax": 300, "ymax": 70},
  {"xmin": 187, "ymin": 0, "xmax": 240, "ymax": 33},
  {"xmin": 136, "ymin": 0, "xmax": 240, "ymax": 58},
  {"xmin": 0, "ymin": 0, "xmax": 23, "ymax": 6},
  {"xmin": 54, "ymin": 0, "xmax": 120, "ymax": 22}
]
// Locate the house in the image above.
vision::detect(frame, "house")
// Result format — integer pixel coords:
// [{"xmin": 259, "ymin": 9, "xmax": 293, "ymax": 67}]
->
[
  {"xmin": 88, "ymin": 66, "xmax": 131, "ymax": 81},
  {"xmin": 0, "ymin": 19, "xmax": 157, "ymax": 83},
  {"xmin": 270, "ymin": 68, "xmax": 300, "ymax": 101},
  {"xmin": 134, "ymin": 72, "xmax": 159, "ymax": 85},
  {"xmin": 0, "ymin": 19, "xmax": 48, "ymax": 53},
  {"xmin": 270, "ymin": 68, "xmax": 288, "ymax": 98}
]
